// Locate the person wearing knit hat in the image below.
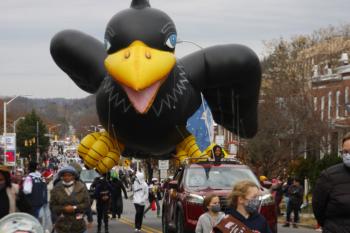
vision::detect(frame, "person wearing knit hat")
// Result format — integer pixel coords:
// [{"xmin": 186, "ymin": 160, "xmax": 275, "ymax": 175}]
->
[
  {"xmin": 66, "ymin": 163, "xmax": 94, "ymax": 227},
  {"xmin": 0, "ymin": 212, "xmax": 44, "ymax": 233},
  {"xmin": 52, "ymin": 165, "xmax": 77, "ymax": 186},
  {"xmin": 50, "ymin": 165, "xmax": 91, "ymax": 233},
  {"xmin": 42, "ymin": 169, "xmax": 54, "ymax": 183},
  {"xmin": 0, "ymin": 165, "xmax": 32, "ymax": 219},
  {"xmin": 57, "ymin": 165, "xmax": 78, "ymax": 179}
]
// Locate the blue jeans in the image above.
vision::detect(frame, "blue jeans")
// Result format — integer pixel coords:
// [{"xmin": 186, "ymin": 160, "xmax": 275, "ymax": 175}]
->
[{"xmin": 33, "ymin": 206, "xmax": 42, "ymax": 219}]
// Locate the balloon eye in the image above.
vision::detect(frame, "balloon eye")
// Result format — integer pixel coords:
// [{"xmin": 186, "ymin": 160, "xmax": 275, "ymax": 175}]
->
[
  {"xmin": 104, "ymin": 39, "xmax": 111, "ymax": 51},
  {"xmin": 165, "ymin": 34, "xmax": 177, "ymax": 49}
]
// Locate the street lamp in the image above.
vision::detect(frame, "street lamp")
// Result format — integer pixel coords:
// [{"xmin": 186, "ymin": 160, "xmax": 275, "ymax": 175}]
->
[
  {"xmin": 13, "ymin": 116, "xmax": 25, "ymax": 133},
  {"xmin": 3, "ymin": 95, "xmax": 31, "ymax": 165}
]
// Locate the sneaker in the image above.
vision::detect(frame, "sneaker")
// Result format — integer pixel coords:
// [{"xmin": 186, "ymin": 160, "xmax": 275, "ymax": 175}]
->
[
  {"xmin": 315, "ymin": 228, "xmax": 322, "ymax": 232},
  {"xmin": 293, "ymin": 223, "xmax": 298, "ymax": 228},
  {"xmin": 282, "ymin": 223, "xmax": 290, "ymax": 227}
]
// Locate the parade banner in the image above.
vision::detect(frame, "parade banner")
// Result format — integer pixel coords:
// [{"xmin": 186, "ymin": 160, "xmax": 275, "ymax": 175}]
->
[{"xmin": 213, "ymin": 215, "xmax": 253, "ymax": 233}]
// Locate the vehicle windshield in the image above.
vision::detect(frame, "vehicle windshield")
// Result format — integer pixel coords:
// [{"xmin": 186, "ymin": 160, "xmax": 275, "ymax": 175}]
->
[
  {"xmin": 80, "ymin": 169, "xmax": 99, "ymax": 183},
  {"xmin": 184, "ymin": 166, "xmax": 260, "ymax": 190}
]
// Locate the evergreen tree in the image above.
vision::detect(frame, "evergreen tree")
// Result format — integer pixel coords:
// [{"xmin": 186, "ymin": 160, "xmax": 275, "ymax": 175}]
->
[{"xmin": 16, "ymin": 110, "xmax": 49, "ymax": 161}]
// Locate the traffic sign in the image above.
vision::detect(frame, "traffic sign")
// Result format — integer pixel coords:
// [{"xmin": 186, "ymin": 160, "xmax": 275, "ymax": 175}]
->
[
  {"xmin": 158, "ymin": 160, "xmax": 169, "ymax": 170},
  {"xmin": 160, "ymin": 169, "xmax": 168, "ymax": 179}
]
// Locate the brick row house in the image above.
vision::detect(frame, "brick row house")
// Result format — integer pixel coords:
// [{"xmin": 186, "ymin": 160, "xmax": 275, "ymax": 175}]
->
[{"xmin": 311, "ymin": 53, "xmax": 350, "ymax": 157}]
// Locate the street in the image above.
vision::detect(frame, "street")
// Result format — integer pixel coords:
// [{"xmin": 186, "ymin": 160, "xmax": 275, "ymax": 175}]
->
[
  {"xmin": 88, "ymin": 197, "xmax": 162, "ymax": 233},
  {"xmin": 87, "ymin": 198, "xmax": 317, "ymax": 233}
]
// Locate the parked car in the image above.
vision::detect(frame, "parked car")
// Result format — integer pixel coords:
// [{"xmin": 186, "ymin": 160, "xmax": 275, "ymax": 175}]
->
[{"xmin": 162, "ymin": 159, "xmax": 277, "ymax": 233}]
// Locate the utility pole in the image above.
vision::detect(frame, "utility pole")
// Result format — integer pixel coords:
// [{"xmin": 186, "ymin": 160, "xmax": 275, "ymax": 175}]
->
[
  {"xmin": 36, "ymin": 121, "xmax": 39, "ymax": 163},
  {"xmin": 3, "ymin": 102, "xmax": 6, "ymax": 165},
  {"xmin": 3, "ymin": 95, "xmax": 31, "ymax": 165}
]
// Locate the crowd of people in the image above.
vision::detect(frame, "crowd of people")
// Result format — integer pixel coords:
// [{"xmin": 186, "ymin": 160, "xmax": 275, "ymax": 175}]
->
[
  {"xmin": 0, "ymin": 153, "xmax": 168, "ymax": 233},
  {"xmin": 1, "ymin": 134, "xmax": 350, "ymax": 233}
]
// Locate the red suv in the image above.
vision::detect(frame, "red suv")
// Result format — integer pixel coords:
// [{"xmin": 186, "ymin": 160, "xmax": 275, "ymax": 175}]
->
[{"xmin": 162, "ymin": 159, "xmax": 277, "ymax": 233}]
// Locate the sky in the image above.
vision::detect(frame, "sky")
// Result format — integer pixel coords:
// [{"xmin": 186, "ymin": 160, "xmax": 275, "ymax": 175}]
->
[{"xmin": 0, "ymin": 0, "xmax": 349, "ymax": 99}]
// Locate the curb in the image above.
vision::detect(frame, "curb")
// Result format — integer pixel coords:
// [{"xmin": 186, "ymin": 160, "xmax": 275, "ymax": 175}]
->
[{"xmin": 278, "ymin": 220, "xmax": 315, "ymax": 229}]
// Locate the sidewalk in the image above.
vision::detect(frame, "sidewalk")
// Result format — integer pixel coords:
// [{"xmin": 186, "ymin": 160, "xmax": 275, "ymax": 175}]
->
[{"xmin": 278, "ymin": 213, "xmax": 317, "ymax": 229}]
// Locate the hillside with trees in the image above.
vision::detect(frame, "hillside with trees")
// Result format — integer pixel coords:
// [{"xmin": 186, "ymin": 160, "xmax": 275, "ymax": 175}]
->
[{"xmin": 0, "ymin": 95, "xmax": 99, "ymax": 138}]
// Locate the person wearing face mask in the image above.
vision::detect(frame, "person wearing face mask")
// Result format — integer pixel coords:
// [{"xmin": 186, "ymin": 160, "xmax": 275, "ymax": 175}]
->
[
  {"xmin": 0, "ymin": 166, "xmax": 32, "ymax": 219},
  {"xmin": 224, "ymin": 180, "xmax": 271, "ymax": 233},
  {"xmin": 50, "ymin": 165, "xmax": 90, "ymax": 233},
  {"xmin": 195, "ymin": 194, "xmax": 225, "ymax": 233},
  {"xmin": 312, "ymin": 132, "xmax": 350, "ymax": 233}
]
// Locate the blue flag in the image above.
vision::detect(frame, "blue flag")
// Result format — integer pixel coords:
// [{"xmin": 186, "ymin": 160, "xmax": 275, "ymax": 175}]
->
[{"xmin": 186, "ymin": 101, "xmax": 213, "ymax": 151}]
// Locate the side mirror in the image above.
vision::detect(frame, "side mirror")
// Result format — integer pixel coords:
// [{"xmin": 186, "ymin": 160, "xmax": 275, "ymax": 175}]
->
[
  {"xmin": 169, "ymin": 180, "xmax": 179, "ymax": 190},
  {"xmin": 261, "ymin": 181, "xmax": 272, "ymax": 189}
]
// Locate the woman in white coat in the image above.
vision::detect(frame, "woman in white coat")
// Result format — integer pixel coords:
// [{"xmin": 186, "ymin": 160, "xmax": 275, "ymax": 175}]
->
[{"xmin": 132, "ymin": 172, "xmax": 149, "ymax": 232}]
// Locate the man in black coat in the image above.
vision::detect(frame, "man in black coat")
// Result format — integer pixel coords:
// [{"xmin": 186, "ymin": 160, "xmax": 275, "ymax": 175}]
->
[
  {"xmin": 109, "ymin": 171, "xmax": 128, "ymax": 219},
  {"xmin": 313, "ymin": 132, "xmax": 350, "ymax": 233},
  {"xmin": 94, "ymin": 175, "xmax": 112, "ymax": 233}
]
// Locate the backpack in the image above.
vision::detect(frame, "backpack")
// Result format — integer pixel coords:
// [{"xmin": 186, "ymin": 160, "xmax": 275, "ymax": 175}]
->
[{"xmin": 25, "ymin": 176, "xmax": 47, "ymax": 207}]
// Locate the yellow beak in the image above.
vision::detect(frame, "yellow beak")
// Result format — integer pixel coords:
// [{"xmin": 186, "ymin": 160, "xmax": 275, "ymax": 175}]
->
[{"xmin": 104, "ymin": 40, "xmax": 176, "ymax": 91}]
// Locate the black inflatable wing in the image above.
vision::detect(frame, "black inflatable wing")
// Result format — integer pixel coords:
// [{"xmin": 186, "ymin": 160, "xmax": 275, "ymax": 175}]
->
[
  {"xmin": 50, "ymin": 30, "xmax": 107, "ymax": 94},
  {"xmin": 180, "ymin": 44, "xmax": 261, "ymax": 138}
]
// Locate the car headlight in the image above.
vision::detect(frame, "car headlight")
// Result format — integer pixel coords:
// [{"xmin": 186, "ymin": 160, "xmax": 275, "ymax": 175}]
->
[
  {"xmin": 259, "ymin": 193, "xmax": 274, "ymax": 206},
  {"xmin": 186, "ymin": 194, "xmax": 204, "ymax": 205}
]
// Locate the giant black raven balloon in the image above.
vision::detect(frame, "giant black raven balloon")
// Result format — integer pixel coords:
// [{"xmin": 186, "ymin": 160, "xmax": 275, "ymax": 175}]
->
[{"xmin": 50, "ymin": 0, "xmax": 261, "ymax": 173}]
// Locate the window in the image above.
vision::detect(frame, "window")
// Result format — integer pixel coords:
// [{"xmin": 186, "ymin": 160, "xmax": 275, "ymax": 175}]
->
[
  {"xmin": 328, "ymin": 91, "xmax": 332, "ymax": 119},
  {"xmin": 345, "ymin": 87, "xmax": 349, "ymax": 116},
  {"xmin": 314, "ymin": 97, "xmax": 318, "ymax": 111},
  {"xmin": 321, "ymin": 96, "xmax": 325, "ymax": 120},
  {"xmin": 185, "ymin": 166, "xmax": 259, "ymax": 189},
  {"xmin": 336, "ymin": 91, "xmax": 340, "ymax": 118}
]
